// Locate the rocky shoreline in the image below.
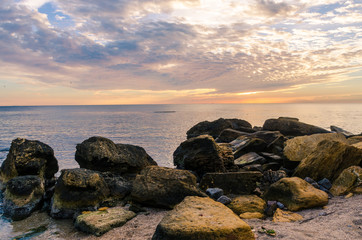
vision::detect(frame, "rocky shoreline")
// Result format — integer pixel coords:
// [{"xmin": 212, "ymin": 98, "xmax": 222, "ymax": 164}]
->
[{"xmin": 0, "ymin": 117, "xmax": 361, "ymax": 239}]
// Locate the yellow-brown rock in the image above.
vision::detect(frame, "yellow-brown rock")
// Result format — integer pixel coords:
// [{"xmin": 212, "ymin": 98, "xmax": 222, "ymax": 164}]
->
[
  {"xmin": 152, "ymin": 196, "xmax": 255, "ymax": 240},
  {"xmin": 227, "ymin": 195, "xmax": 266, "ymax": 216},
  {"xmin": 263, "ymin": 177, "xmax": 328, "ymax": 211},
  {"xmin": 284, "ymin": 133, "xmax": 347, "ymax": 162},
  {"xmin": 352, "ymin": 142, "xmax": 362, "ymax": 149},
  {"xmin": 273, "ymin": 208, "xmax": 303, "ymax": 222},
  {"xmin": 330, "ymin": 166, "xmax": 362, "ymax": 196},
  {"xmin": 293, "ymin": 140, "xmax": 362, "ymax": 181},
  {"xmin": 239, "ymin": 212, "xmax": 264, "ymax": 219}
]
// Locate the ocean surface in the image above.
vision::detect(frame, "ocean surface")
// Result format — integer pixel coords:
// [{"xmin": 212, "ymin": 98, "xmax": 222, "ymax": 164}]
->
[{"xmin": 0, "ymin": 103, "xmax": 361, "ymax": 238}]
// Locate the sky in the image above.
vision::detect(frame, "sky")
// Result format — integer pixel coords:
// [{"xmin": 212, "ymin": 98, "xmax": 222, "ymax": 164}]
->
[{"xmin": 0, "ymin": 0, "xmax": 361, "ymax": 105}]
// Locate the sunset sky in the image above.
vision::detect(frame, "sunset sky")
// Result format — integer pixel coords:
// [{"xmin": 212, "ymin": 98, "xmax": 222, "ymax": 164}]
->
[{"xmin": 0, "ymin": 0, "xmax": 361, "ymax": 105}]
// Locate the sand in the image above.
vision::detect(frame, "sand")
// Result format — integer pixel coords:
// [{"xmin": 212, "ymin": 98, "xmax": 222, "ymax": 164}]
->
[{"xmin": 6, "ymin": 194, "xmax": 361, "ymax": 240}]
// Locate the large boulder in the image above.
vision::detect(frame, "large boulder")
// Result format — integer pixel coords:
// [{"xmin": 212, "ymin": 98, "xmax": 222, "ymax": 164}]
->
[
  {"xmin": 186, "ymin": 118, "xmax": 253, "ymax": 139},
  {"xmin": 227, "ymin": 195, "xmax": 266, "ymax": 218},
  {"xmin": 50, "ymin": 168, "xmax": 110, "ymax": 219},
  {"xmin": 216, "ymin": 129, "xmax": 249, "ymax": 143},
  {"xmin": 131, "ymin": 166, "xmax": 206, "ymax": 208},
  {"xmin": 0, "ymin": 138, "xmax": 58, "ymax": 186},
  {"xmin": 284, "ymin": 133, "xmax": 348, "ymax": 162},
  {"xmin": 293, "ymin": 140, "xmax": 362, "ymax": 181},
  {"xmin": 75, "ymin": 136, "xmax": 157, "ymax": 174},
  {"xmin": 173, "ymin": 135, "xmax": 236, "ymax": 177},
  {"xmin": 75, "ymin": 207, "xmax": 136, "ymax": 236},
  {"xmin": 330, "ymin": 166, "xmax": 362, "ymax": 196},
  {"xmin": 199, "ymin": 171, "xmax": 263, "ymax": 194},
  {"xmin": 3, "ymin": 175, "xmax": 44, "ymax": 220},
  {"xmin": 263, "ymin": 118, "xmax": 330, "ymax": 136},
  {"xmin": 263, "ymin": 177, "xmax": 328, "ymax": 211},
  {"xmin": 152, "ymin": 196, "xmax": 255, "ymax": 240}
]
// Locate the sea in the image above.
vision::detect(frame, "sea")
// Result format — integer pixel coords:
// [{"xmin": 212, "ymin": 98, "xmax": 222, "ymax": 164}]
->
[{"xmin": 0, "ymin": 103, "xmax": 361, "ymax": 239}]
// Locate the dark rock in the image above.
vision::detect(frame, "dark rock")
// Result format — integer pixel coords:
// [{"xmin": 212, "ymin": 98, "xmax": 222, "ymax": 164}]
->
[
  {"xmin": 200, "ymin": 171, "xmax": 263, "ymax": 195},
  {"xmin": 276, "ymin": 202, "xmax": 285, "ymax": 209},
  {"xmin": 278, "ymin": 117, "xmax": 299, "ymax": 121},
  {"xmin": 293, "ymin": 140, "xmax": 362, "ymax": 181},
  {"xmin": 131, "ymin": 166, "xmax": 206, "ymax": 209},
  {"xmin": 330, "ymin": 125, "xmax": 354, "ymax": 137},
  {"xmin": 330, "ymin": 166, "xmax": 362, "ymax": 196},
  {"xmin": 129, "ymin": 202, "xmax": 147, "ymax": 213},
  {"xmin": 242, "ymin": 164, "xmax": 263, "ymax": 172},
  {"xmin": 217, "ymin": 195, "xmax": 232, "ymax": 205},
  {"xmin": 173, "ymin": 135, "xmax": 236, "ymax": 178},
  {"xmin": 304, "ymin": 177, "xmax": 320, "ymax": 189},
  {"xmin": 3, "ymin": 175, "xmax": 44, "ymax": 220},
  {"xmin": 265, "ymin": 201, "xmax": 278, "ymax": 217},
  {"xmin": 260, "ymin": 152, "xmax": 283, "ymax": 163},
  {"xmin": 318, "ymin": 178, "xmax": 332, "ymax": 190},
  {"xmin": 206, "ymin": 188, "xmax": 224, "ymax": 200},
  {"xmin": 263, "ymin": 118, "xmax": 330, "ymax": 136},
  {"xmin": 50, "ymin": 168, "xmax": 110, "ymax": 219},
  {"xmin": 235, "ymin": 152, "xmax": 266, "ymax": 168},
  {"xmin": 232, "ymin": 137, "xmax": 267, "ymax": 159},
  {"xmin": 216, "ymin": 129, "xmax": 250, "ymax": 143},
  {"xmin": 263, "ymin": 170, "xmax": 287, "ymax": 185},
  {"xmin": 100, "ymin": 172, "xmax": 132, "ymax": 201},
  {"xmin": 186, "ymin": 118, "xmax": 253, "ymax": 139},
  {"xmin": 262, "ymin": 162, "xmax": 282, "ymax": 172},
  {"xmin": 0, "ymin": 138, "xmax": 58, "ymax": 187},
  {"xmin": 75, "ymin": 136, "xmax": 157, "ymax": 174}
]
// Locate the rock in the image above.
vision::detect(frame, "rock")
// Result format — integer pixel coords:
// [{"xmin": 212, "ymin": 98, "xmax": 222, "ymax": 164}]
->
[
  {"xmin": 232, "ymin": 137, "xmax": 267, "ymax": 159},
  {"xmin": 262, "ymin": 162, "xmax": 282, "ymax": 171},
  {"xmin": 75, "ymin": 136, "xmax": 157, "ymax": 174},
  {"xmin": 259, "ymin": 152, "xmax": 283, "ymax": 163},
  {"xmin": 186, "ymin": 118, "xmax": 253, "ymax": 139},
  {"xmin": 348, "ymin": 136, "xmax": 362, "ymax": 145},
  {"xmin": 304, "ymin": 177, "xmax": 320, "ymax": 189},
  {"xmin": 235, "ymin": 152, "xmax": 266, "ymax": 168},
  {"xmin": 75, "ymin": 207, "xmax": 136, "ymax": 236},
  {"xmin": 100, "ymin": 172, "xmax": 132, "ymax": 201},
  {"xmin": 284, "ymin": 133, "xmax": 348, "ymax": 162},
  {"xmin": 131, "ymin": 166, "xmax": 206, "ymax": 209},
  {"xmin": 173, "ymin": 135, "xmax": 235, "ymax": 177},
  {"xmin": 227, "ymin": 195, "xmax": 266, "ymax": 216},
  {"xmin": 216, "ymin": 129, "xmax": 249, "ymax": 143},
  {"xmin": 353, "ymin": 142, "xmax": 362, "ymax": 149},
  {"xmin": 217, "ymin": 195, "xmax": 232, "ymax": 205},
  {"xmin": 273, "ymin": 208, "xmax": 303, "ymax": 222},
  {"xmin": 330, "ymin": 166, "xmax": 362, "ymax": 196},
  {"xmin": 0, "ymin": 138, "xmax": 58, "ymax": 186},
  {"xmin": 330, "ymin": 125, "xmax": 354, "ymax": 137},
  {"xmin": 263, "ymin": 170, "xmax": 287, "ymax": 185},
  {"xmin": 264, "ymin": 201, "xmax": 278, "ymax": 217},
  {"xmin": 242, "ymin": 164, "xmax": 263, "ymax": 172},
  {"xmin": 3, "ymin": 175, "xmax": 44, "ymax": 220},
  {"xmin": 239, "ymin": 212, "xmax": 264, "ymax": 219},
  {"xmin": 206, "ymin": 188, "xmax": 224, "ymax": 200},
  {"xmin": 50, "ymin": 168, "xmax": 110, "ymax": 219},
  {"xmin": 152, "ymin": 196, "xmax": 255, "ymax": 240},
  {"xmin": 263, "ymin": 177, "xmax": 328, "ymax": 211},
  {"xmin": 318, "ymin": 178, "xmax": 332, "ymax": 190},
  {"xmin": 263, "ymin": 118, "xmax": 330, "ymax": 136},
  {"xmin": 293, "ymin": 140, "xmax": 362, "ymax": 181},
  {"xmin": 200, "ymin": 171, "xmax": 263, "ymax": 195},
  {"xmin": 276, "ymin": 202, "xmax": 285, "ymax": 209}
]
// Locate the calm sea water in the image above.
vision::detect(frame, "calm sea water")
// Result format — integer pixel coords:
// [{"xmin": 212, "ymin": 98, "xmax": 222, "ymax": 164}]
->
[{"xmin": 0, "ymin": 103, "xmax": 361, "ymax": 238}]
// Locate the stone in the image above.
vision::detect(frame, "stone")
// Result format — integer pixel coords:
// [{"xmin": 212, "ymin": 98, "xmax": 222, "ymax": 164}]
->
[
  {"xmin": 186, "ymin": 118, "xmax": 253, "ymax": 139},
  {"xmin": 330, "ymin": 166, "xmax": 362, "ymax": 196},
  {"xmin": 100, "ymin": 172, "xmax": 132, "ymax": 201},
  {"xmin": 216, "ymin": 129, "xmax": 249, "ymax": 143},
  {"xmin": 227, "ymin": 195, "xmax": 266, "ymax": 216},
  {"xmin": 348, "ymin": 136, "xmax": 362, "ymax": 145},
  {"xmin": 75, "ymin": 207, "xmax": 136, "ymax": 236},
  {"xmin": 217, "ymin": 195, "xmax": 232, "ymax": 205},
  {"xmin": 263, "ymin": 177, "xmax": 328, "ymax": 211},
  {"xmin": 75, "ymin": 136, "xmax": 157, "ymax": 174},
  {"xmin": 264, "ymin": 201, "xmax": 278, "ymax": 217},
  {"xmin": 3, "ymin": 175, "xmax": 44, "ymax": 221},
  {"xmin": 240, "ymin": 212, "xmax": 264, "ymax": 219},
  {"xmin": 273, "ymin": 208, "xmax": 303, "ymax": 222},
  {"xmin": 242, "ymin": 164, "xmax": 263, "ymax": 172},
  {"xmin": 173, "ymin": 135, "xmax": 235, "ymax": 177},
  {"xmin": 200, "ymin": 171, "xmax": 263, "ymax": 195},
  {"xmin": 353, "ymin": 142, "xmax": 362, "ymax": 149},
  {"xmin": 263, "ymin": 170, "xmax": 287, "ymax": 185},
  {"xmin": 293, "ymin": 140, "xmax": 362, "ymax": 181},
  {"xmin": 318, "ymin": 178, "xmax": 332, "ymax": 190},
  {"xmin": 262, "ymin": 162, "xmax": 282, "ymax": 171},
  {"xmin": 249, "ymin": 131, "xmax": 286, "ymax": 153},
  {"xmin": 304, "ymin": 177, "xmax": 320, "ymax": 189},
  {"xmin": 259, "ymin": 152, "xmax": 283, "ymax": 163},
  {"xmin": 234, "ymin": 152, "xmax": 266, "ymax": 168},
  {"xmin": 206, "ymin": 188, "xmax": 224, "ymax": 200},
  {"xmin": 0, "ymin": 138, "xmax": 58, "ymax": 186},
  {"xmin": 152, "ymin": 196, "xmax": 255, "ymax": 240},
  {"xmin": 50, "ymin": 168, "xmax": 110, "ymax": 219},
  {"xmin": 131, "ymin": 166, "xmax": 206, "ymax": 209},
  {"xmin": 263, "ymin": 118, "xmax": 330, "ymax": 136},
  {"xmin": 330, "ymin": 125, "xmax": 354, "ymax": 137},
  {"xmin": 284, "ymin": 133, "xmax": 348, "ymax": 162},
  {"xmin": 232, "ymin": 137, "xmax": 267, "ymax": 159}
]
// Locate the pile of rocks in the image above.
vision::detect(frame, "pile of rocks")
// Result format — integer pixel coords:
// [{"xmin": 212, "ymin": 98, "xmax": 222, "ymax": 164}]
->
[{"xmin": 0, "ymin": 117, "xmax": 361, "ymax": 239}]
